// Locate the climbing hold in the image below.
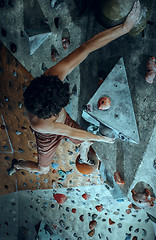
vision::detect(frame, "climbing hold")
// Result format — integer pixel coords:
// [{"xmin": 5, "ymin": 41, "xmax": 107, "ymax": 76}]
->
[
  {"xmin": 117, "ymin": 223, "xmax": 122, "ymax": 228},
  {"xmin": 72, "ymin": 208, "xmax": 76, "ymax": 213},
  {"xmin": 5, "ymin": 156, "xmax": 10, "ymax": 160},
  {"xmin": 43, "ymin": 179, "xmax": 48, "ymax": 183},
  {"xmin": 53, "ymin": 193, "xmax": 68, "ymax": 204},
  {"xmin": 76, "ymin": 147, "xmax": 99, "ymax": 174},
  {"xmin": 62, "ymin": 28, "xmax": 70, "ymax": 50},
  {"xmin": 79, "ymin": 215, "xmax": 84, "ymax": 222},
  {"xmin": 89, "ymin": 220, "xmax": 97, "ymax": 230},
  {"xmin": 64, "ymin": 138, "xmax": 69, "ymax": 142},
  {"xmin": 22, "ymin": 83, "xmax": 26, "ymax": 92},
  {"xmin": 98, "ymin": 96, "xmax": 111, "ymax": 110},
  {"xmin": 59, "ymin": 220, "xmax": 65, "ymax": 228},
  {"xmin": 75, "ymin": 146, "xmax": 80, "ymax": 152},
  {"xmin": 66, "ymin": 169, "xmax": 73, "ymax": 175},
  {"xmin": 3, "ymin": 146, "xmax": 8, "ymax": 150},
  {"xmin": 21, "ymin": 126, "xmax": 27, "ymax": 131},
  {"xmin": 98, "ymin": 77, "xmax": 104, "ymax": 87},
  {"xmin": 58, "ymin": 182, "xmax": 63, "ymax": 188},
  {"xmin": 10, "ymin": 42, "xmax": 17, "ymax": 53},
  {"xmin": 54, "ymin": 17, "xmax": 59, "ymax": 29},
  {"xmin": 52, "ymin": 169, "xmax": 56, "ymax": 174},
  {"xmin": 72, "ymin": 84, "xmax": 77, "ymax": 95},
  {"xmin": 18, "ymin": 102, "xmax": 23, "ymax": 108},
  {"xmin": 0, "ymin": 0, "xmax": 4, "ymax": 8},
  {"xmin": 109, "ymin": 218, "xmax": 115, "ymax": 225},
  {"xmin": 131, "ymin": 188, "xmax": 155, "ymax": 207},
  {"xmin": 95, "ymin": 205, "xmax": 103, "ymax": 212},
  {"xmin": 13, "ymin": 70, "xmax": 17, "ymax": 76},
  {"xmin": 153, "ymin": 159, "xmax": 156, "ymax": 170},
  {"xmin": 19, "ymin": 148, "xmax": 24, "ymax": 153},
  {"xmin": 51, "ymin": 0, "xmax": 64, "ymax": 9},
  {"xmin": 125, "ymin": 209, "xmax": 131, "ymax": 214},
  {"xmin": 125, "ymin": 233, "xmax": 131, "ymax": 240},
  {"xmin": 16, "ymin": 130, "xmax": 22, "ymax": 135},
  {"xmin": 4, "ymin": 96, "xmax": 9, "ymax": 102},
  {"xmin": 51, "ymin": 162, "xmax": 59, "ymax": 169},
  {"xmin": 62, "ymin": 37, "xmax": 70, "ymax": 50},
  {"xmin": 82, "ymin": 193, "xmax": 90, "ymax": 200},
  {"xmin": 92, "ymin": 214, "xmax": 98, "ymax": 220},
  {"xmin": 68, "ymin": 150, "xmax": 73, "ymax": 155},
  {"xmin": 1, "ymin": 124, "xmax": 5, "ymax": 129},
  {"xmin": 1, "ymin": 28, "xmax": 7, "ymax": 37},
  {"xmin": 114, "ymin": 171, "xmax": 124, "ymax": 185},
  {"xmin": 88, "ymin": 229, "xmax": 95, "ymax": 237},
  {"xmin": 58, "ymin": 170, "xmax": 66, "ymax": 179},
  {"xmin": 51, "ymin": 46, "xmax": 59, "ymax": 62},
  {"xmin": 145, "ymin": 57, "xmax": 156, "ymax": 84}
]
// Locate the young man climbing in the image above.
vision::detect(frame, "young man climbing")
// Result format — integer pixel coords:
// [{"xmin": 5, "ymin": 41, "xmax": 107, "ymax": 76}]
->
[{"xmin": 10, "ymin": 1, "xmax": 140, "ymax": 175}]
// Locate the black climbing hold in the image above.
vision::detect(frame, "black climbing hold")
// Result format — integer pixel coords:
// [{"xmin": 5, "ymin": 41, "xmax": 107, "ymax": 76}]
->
[
  {"xmin": 54, "ymin": 17, "xmax": 59, "ymax": 29},
  {"xmin": 0, "ymin": 0, "xmax": 4, "ymax": 8},
  {"xmin": 3, "ymin": 146, "xmax": 8, "ymax": 150},
  {"xmin": 1, "ymin": 28, "xmax": 7, "ymax": 37},
  {"xmin": 19, "ymin": 148, "xmax": 24, "ymax": 153},
  {"xmin": 10, "ymin": 42, "xmax": 17, "ymax": 53},
  {"xmin": 8, "ymin": 0, "xmax": 13, "ymax": 7},
  {"xmin": 72, "ymin": 84, "xmax": 77, "ymax": 95}
]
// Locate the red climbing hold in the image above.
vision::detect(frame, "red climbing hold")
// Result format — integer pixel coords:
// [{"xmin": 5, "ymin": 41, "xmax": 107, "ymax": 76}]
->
[
  {"xmin": 109, "ymin": 218, "xmax": 115, "ymax": 225},
  {"xmin": 53, "ymin": 193, "xmax": 68, "ymax": 204},
  {"xmin": 72, "ymin": 208, "xmax": 76, "ymax": 213},
  {"xmin": 82, "ymin": 193, "xmax": 90, "ymax": 200}
]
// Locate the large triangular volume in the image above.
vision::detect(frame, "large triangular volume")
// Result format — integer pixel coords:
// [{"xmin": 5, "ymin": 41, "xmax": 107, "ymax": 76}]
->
[
  {"xmin": 82, "ymin": 58, "xmax": 140, "ymax": 144},
  {"xmin": 24, "ymin": 0, "xmax": 51, "ymax": 55}
]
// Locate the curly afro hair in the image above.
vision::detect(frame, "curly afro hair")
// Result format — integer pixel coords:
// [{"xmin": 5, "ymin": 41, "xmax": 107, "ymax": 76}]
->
[{"xmin": 23, "ymin": 75, "xmax": 70, "ymax": 119}]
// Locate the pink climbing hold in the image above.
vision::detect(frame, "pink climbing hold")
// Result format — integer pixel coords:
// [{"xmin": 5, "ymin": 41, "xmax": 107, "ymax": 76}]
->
[
  {"xmin": 53, "ymin": 193, "xmax": 68, "ymax": 204},
  {"xmin": 82, "ymin": 193, "xmax": 90, "ymax": 200}
]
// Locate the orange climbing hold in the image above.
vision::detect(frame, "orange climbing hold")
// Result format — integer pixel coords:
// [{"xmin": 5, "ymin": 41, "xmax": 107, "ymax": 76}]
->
[
  {"xmin": 131, "ymin": 188, "xmax": 155, "ymax": 207},
  {"xmin": 114, "ymin": 171, "xmax": 125, "ymax": 185},
  {"xmin": 76, "ymin": 147, "xmax": 99, "ymax": 174},
  {"xmin": 98, "ymin": 96, "xmax": 111, "ymax": 110},
  {"xmin": 95, "ymin": 205, "xmax": 103, "ymax": 212}
]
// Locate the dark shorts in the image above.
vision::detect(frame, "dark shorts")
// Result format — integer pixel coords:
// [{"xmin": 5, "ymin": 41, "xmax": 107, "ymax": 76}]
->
[{"xmin": 31, "ymin": 113, "xmax": 83, "ymax": 167}]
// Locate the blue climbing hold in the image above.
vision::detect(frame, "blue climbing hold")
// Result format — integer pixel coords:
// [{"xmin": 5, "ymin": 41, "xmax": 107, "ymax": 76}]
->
[{"xmin": 51, "ymin": 162, "xmax": 59, "ymax": 169}]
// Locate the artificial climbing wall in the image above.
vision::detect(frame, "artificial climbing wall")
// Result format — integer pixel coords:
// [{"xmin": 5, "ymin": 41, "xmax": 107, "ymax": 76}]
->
[{"xmin": 0, "ymin": 42, "xmax": 104, "ymax": 196}]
